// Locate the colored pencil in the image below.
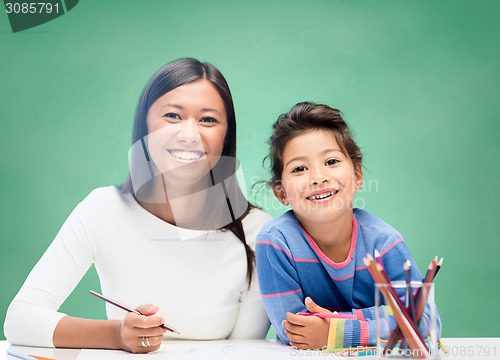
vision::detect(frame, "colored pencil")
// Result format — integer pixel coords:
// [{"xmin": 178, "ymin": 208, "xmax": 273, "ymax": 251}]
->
[
  {"xmin": 384, "ymin": 256, "xmax": 441, "ymax": 354},
  {"xmin": 7, "ymin": 350, "xmax": 38, "ymax": 360},
  {"xmin": 404, "ymin": 260, "xmax": 417, "ymax": 323},
  {"xmin": 89, "ymin": 290, "xmax": 180, "ymax": 334},
  {"xmin": 434, "ymin": 258, "xmax": 443, "ymax": 279},
  {"xmin": 363, "ymin": 258, "xmax": 429, "ymax": 358}
]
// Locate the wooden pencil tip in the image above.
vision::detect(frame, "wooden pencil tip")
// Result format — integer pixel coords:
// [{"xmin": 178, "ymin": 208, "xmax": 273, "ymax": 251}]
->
[
  {"xmin": 366, "ymin": 253, "xmax": 374, "ymax": 261},
  {"xmin": 374, "ymin": 249, "xmax": 381, "ymax": 258},
  {"xmin": 438, "ymin": 257, "xmax": 444, "ymax": 266},
  {"xmin": 363, "ymin": 257, "xmax": 370, "ymax": 266},
  {"xmin": 403, "ymin": 260, "xmax": 411, "ymax": 270}
]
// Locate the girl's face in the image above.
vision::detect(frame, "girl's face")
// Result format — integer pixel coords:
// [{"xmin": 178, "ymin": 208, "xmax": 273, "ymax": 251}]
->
[
  {"xmin": 146, "ymin": 79, "xmax": 228, "ymax": 184},
  {"xmin": 273, "ymin": 129, "xmax": 363, "ymax": 226}
]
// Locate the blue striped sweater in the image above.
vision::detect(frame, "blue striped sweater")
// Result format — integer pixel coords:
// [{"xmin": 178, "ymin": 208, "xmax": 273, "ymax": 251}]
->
[{"xmin": 256, "ymin": 208, "xmax": 441, "ymax": 348}]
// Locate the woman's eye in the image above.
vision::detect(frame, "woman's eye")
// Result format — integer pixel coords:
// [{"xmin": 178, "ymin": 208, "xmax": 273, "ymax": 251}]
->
[
  {"xmin": 163, "ymin": 113, "xmax": 181, "ymax": 121},
  {"xmin": 291, "ymin": 166, "xmax": 306, "ymax": 173},
  {"xmin": 199, "ymin": 117, "xmax": 218, "ymax": 125},
  {"xmin": 326, "ymin": 159, "xmax": 339, "ymax": 166}
]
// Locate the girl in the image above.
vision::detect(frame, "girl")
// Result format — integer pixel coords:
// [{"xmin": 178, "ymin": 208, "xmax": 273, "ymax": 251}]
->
[
  {"xmin": 4, "ymin": 58, "xmax": 271, "ymax": 353},
  {"xmin": 256, "ymin": 102, "xmax": 441, "ymax": 350}
]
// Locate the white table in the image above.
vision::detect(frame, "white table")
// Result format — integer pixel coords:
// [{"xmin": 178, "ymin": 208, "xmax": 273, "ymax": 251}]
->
[{"xmin": 2, "ymin": 338, "xmax": 499, "ymax": 359}]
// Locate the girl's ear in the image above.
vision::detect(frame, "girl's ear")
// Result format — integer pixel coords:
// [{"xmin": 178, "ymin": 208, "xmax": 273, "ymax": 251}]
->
[
  {"xmin": 272, "ymin": 183, "xmax": 289, "ymax": 206},
  {"xmin": 355, "ymin": 165, "xmax": 363, "ymax": 190}
]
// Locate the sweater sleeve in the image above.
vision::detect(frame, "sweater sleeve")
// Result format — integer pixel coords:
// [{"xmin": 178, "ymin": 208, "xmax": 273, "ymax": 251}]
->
[
  {"xmin": 327, "ymin": 235, "xmax": 442, "ymax": 349},
  {"xmin": 4, "ymin": 200, "xmax": 95, "ymax": 347},
  {"xmin": 255, "ymin": 231, "xmax": 306, "ymax": 344}
]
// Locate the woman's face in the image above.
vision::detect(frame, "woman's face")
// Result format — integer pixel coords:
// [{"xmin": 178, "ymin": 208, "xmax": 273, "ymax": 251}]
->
[{"xmin": 146, "ymin": 79, "xmax": 228, "ymax": 185}]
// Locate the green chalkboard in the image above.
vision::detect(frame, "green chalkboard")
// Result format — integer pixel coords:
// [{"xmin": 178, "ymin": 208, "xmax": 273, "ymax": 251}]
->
[{"xmin": 1, "ymin": 0, "xmax": 499, "ymax": 341}]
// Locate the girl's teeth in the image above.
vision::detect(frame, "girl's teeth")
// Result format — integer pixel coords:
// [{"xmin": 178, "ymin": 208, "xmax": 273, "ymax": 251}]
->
[{"xmin": 310, "ymin": 192, "xmax": 332, "ymax": 200}]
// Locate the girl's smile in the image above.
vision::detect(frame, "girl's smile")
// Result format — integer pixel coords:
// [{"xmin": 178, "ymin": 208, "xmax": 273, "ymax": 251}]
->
[
  {"xmin": 305, "ymin": 188, "xmax": 339, "ymax": 202},
  {"xmin": 273, "ymin": 128, "xmax": 363, "ymax": 227}
]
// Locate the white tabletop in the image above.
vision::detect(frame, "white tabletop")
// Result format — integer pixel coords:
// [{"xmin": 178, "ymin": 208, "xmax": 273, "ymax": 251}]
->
[{"xmin": 2, "ymin": 338, "xmax": 500, "ymax": 360}]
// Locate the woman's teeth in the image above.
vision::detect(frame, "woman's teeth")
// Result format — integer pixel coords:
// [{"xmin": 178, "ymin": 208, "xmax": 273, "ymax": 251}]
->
[{"xmin": 168, "ymin": 150, "xmax": 204, "ymax": 160}]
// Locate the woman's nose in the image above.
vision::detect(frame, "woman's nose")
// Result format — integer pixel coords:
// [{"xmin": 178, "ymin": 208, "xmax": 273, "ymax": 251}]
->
[{"xmin": 177, "ymin": 119, "xmax": 200, "ymax": 144}]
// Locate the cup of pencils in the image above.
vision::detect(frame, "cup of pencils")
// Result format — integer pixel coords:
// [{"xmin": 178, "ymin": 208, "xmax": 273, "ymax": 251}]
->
[{"xmin": 375, "ymin": 281, "xmax": 438, "ymax": 359}]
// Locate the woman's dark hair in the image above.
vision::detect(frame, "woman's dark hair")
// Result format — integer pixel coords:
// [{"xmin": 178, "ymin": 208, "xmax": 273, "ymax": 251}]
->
[
  {"xmin": 121, "ymin": 58, "xmax": 255, "ymax": 286},
  {"xmin": 268, "ymin": 102, "xmax": 362, "ymax": 185}
]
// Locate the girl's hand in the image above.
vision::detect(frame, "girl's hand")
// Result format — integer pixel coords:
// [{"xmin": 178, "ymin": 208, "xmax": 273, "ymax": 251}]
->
[
  {"xmin": 118, "ymin": 304, "xmax": 167, "ymax": 353},
  {"xmin": 283, "ymin": 297, "xmax": 332, "ymax": 350}
]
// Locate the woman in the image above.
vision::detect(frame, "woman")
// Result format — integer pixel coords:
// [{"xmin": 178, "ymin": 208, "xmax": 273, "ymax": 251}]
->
[{"xmin": 4, "ymin": 58, "xmax": 272, "ymax": 353}]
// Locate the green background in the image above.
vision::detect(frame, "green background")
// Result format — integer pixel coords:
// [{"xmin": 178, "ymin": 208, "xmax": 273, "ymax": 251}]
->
[{"xmin": 1, "ymin": 0, "xmax": 499, "ymax": 341}]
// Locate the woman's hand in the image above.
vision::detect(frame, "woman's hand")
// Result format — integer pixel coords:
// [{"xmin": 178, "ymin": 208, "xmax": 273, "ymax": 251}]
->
[
  {"xmin": 118, "ymin": 304, "xmax": 167, "ymax": 353},
  {"xmin": 283, "ymin": 297, "xmax": 332, "ymax": 350}
]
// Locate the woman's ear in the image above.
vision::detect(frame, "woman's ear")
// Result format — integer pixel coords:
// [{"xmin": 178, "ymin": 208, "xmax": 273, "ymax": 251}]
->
[
  {"xmin": 272, "ymin": 183, "xmax": 289, "ymax": 206},
  {"xmin": 355, "ymin": 165, "xmax": 363, "ymax": 190}
]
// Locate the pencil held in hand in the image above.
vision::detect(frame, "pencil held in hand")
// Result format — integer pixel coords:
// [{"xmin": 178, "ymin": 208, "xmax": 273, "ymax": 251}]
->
[{"xmin": 89, "ymin": 290, "xmax": 180, "ymax": 334}]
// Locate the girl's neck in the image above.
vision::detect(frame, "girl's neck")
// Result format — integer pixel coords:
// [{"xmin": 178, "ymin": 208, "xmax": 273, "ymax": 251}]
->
[{"xmin": 300, "ymin": 209, "xmax": 354, "ymax": 264}]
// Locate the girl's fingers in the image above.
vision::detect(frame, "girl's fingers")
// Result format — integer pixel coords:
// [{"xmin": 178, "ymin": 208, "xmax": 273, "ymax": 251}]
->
[
  {"xmin": 286, "ymin": 312, "xmax": 309, "ymax": 326},
  {"xmin": 285, "ymin": 328, "xmax": 305, "ymax": 342},
  {"xmin": 283, "ymin": 319, "xmax": 304, "ymax": 336},
  {"xmin": 290, "ymin": 341, "xmax": 310, "ymax": 350}
]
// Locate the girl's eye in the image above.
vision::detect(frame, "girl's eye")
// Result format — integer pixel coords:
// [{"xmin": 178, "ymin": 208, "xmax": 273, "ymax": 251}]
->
[
  {"xmin": 291, "ymin": 166, "xmax": 307, "ymax": 173},
  {"xmin": 199, "ymin": 117, "xmax": 218, "ymax": 125},
  {"xmin": 326, "ymin": 159, "xmax": 339, "ymax": 166},
  {"xmin": 163, "ymin": 113, "xmax": 181, "ymax": 121}
]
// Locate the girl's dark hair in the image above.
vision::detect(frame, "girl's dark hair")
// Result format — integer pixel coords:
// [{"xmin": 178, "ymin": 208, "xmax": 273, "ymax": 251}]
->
[
  {"xmin": 269, "ymin": 102, "xmax": 362, "ymax": 185},
  {"xmin": 121, "ymin": 58, "xmax": 255, "ymax": 286}
]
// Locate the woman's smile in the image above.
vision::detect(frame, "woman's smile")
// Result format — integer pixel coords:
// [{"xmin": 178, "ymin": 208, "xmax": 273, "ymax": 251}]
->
[{"xmin": 166, "ymin": 148, "xmax": 206, "ymax": 163}]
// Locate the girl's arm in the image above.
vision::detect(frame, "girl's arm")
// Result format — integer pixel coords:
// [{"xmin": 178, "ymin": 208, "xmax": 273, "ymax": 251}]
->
[
  {"xmin": 324, "ymin": 238, "xmax": 442, "ymax": 350},
  {"xmin": 257, "ymin": 231, "xmax": 441, "ymax": 350},
  {"xmin": 255, "ymin": 233, "xmax": 309, "ymax": 345}
]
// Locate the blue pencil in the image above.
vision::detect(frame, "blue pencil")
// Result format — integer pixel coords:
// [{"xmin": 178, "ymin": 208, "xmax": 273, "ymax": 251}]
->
[{"xmin": 7, "ymin": 350, "xmax": 37, "ymax": 360}]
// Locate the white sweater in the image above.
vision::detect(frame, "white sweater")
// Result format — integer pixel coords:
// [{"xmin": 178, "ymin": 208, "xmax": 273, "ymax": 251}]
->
[{"xmin": 4, "ymin": 186, "xmax": 272, "ymax": 347}]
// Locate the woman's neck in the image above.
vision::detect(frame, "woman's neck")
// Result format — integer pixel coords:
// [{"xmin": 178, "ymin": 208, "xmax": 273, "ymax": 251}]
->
[
  {"xmin": 137, "ymin": 174, "xmax": 211, "ymax": 227},
  {"xmin": 300, "ymin": 210, "xmax": 354, "ymax": 263}
]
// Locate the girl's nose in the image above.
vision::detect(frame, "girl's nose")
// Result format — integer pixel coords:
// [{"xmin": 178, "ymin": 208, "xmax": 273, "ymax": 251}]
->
[
  {"xmin": 311, "ymin": 167, "xmax": 328, "ymax": 185},
  {"xmin": 177, "ymin": 118, "xmax": 200, "ymax": 144}
]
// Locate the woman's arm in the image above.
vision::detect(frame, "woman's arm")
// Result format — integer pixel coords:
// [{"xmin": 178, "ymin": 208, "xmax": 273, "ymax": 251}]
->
[
  {"xmin": 53, "ymin": 304, "xmax": 167, "ymax": 353},
  {"xmin": 53, "ymin": 316, "xmax": 123, "ymax": 349},
  {"xmin": 4, "ymin": 200, "xmax": 96, "ymax": 347},
  {"xmin": 4, "ymin": 194, "xmax": 167, "ymax": 353}
]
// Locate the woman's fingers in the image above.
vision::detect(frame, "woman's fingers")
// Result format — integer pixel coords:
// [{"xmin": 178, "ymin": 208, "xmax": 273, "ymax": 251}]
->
[
  {"xmin": 135, "ymin": 304, "xmax": 159, "ymax": 316},
  {"xmin": 136, "ymin": 334, "xmax": 163, "ymax": 351},
  {"xmin": 119, "ymin": 304, "xmax": 167, "ymax": 353},
  {"xmin": 128, "ymin": 312, "xmax": 165, "ymax": 330}
]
